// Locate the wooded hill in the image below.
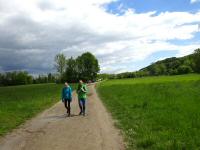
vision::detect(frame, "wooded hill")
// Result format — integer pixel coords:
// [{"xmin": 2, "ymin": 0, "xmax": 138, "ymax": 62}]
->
[
  {"xmin": 99, "ymin": 48, "xmax": 200, "ymax": 79},
  {"xmin": 140, "ymin": 54, "xmax": 195, "ymax": 76}
]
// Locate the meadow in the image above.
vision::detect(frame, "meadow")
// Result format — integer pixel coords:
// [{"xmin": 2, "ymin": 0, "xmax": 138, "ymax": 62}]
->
[
  {"xmin": 0, "ymin": 83, "xmax": 76, "ymax": 136},
  {"xmin": 97, "ymin": 74, "xmax": 200, "ymax": 150}
]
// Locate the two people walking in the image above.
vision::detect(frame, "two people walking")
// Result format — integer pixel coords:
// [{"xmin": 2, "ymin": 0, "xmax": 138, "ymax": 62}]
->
[{"xmin": 61, "ymin": 80, "xmax": 87, "ymax": 117}]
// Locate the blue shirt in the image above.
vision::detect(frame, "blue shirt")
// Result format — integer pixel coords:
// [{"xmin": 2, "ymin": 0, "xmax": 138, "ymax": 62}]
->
[{"xmin": 62, "ymin": 86, "xmax": 72, "ymax": 101}]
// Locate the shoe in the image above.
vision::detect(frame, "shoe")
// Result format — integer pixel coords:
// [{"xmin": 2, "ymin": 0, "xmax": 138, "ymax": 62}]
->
[{"xmin": 79, "ymin": 111, "xmax": 82, "ymax": 115}]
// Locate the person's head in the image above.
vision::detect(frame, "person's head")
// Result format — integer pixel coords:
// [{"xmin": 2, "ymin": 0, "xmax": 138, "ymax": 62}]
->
[
  {"xmin": 65, "ymin": 82, "xmax": 69, "ymax": 87},
  {"xmin": 79, "ymin": 80, "xmax": 83, "ymax": 84}
]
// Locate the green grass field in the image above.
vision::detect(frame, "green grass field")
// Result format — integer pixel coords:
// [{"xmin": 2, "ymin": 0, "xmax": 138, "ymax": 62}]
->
[
  {"xmin": 97, "ymin": 74, "xmax": 200, "ymax": 150},
  {"xmin": 0, "ymin": 83, "xmax": 76, "ymax": 136}
]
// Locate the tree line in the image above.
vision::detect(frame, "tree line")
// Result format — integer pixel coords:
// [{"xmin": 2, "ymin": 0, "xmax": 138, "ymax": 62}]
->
[
  {"xmin": 0, "ymin": 71, "xmax": 57, "ymax": 86},
  {"xmin": 0, "ymin": 52, "xmax": 99, "ymax": 86},
  {"xmin": 55, "ymin": 52, "xmax": 100, "ymax": 83},
  {"xmin": 98, "ymin": 48, "xmax": 200, "ymax": 80}
]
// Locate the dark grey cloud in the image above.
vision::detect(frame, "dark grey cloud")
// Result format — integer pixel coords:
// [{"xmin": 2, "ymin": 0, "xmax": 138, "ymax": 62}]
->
[
  {"xmin": 0, "ymin": 48, "xmax": 54, "ymax": 73},
  {"xmin": 0, "ymin": 11, "xmax": 126, "ymax": 74}
]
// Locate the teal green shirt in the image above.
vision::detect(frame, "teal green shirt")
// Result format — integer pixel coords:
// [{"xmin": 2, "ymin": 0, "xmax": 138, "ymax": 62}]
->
[
  {"xmin": 77, "ymin": 84, "xmax": 87, "ymax": 99},
  {"xmin": 62, "ymin": 86, "xmax": 72, "ymax": 101}
]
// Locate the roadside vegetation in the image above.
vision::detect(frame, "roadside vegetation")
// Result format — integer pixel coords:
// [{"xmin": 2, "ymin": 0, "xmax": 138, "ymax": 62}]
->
[
  {"xmin": 97, "ymin": 74, "xmax": 200, "ymax": 150},
  {"xmin": 0, "ymin": 83, "xmax": 76, "ymax": 136}
]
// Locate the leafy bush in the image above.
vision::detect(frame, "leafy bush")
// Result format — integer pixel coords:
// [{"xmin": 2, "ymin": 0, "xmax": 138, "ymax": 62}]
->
[{"xmin": 177, "ymin": 65, "xmax": 193, "ymax": 74}]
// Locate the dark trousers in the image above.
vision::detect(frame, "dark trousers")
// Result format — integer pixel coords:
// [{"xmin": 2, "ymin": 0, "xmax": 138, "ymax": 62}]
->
[
  {"xmin": 78, "ymin": 98, "xmax": 86, "ymax": 114},
  {"xmin": 64, "ymin": 99, "xmax": 71, "ymax": 115}
]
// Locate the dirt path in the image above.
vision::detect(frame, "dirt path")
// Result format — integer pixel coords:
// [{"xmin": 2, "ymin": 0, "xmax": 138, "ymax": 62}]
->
[{"xmin": 0, "ymin": 84, "xmax": 124, "ymax": 150}]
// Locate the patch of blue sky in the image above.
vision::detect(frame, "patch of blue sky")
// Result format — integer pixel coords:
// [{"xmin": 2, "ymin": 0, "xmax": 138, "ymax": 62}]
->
[
  {"xmin": 130, "ymin": 50, "xmax": 179, "ymax": 71},
  {"xmin": 105, "ymin": 0, "xmax": 200, "ymax": 15}
]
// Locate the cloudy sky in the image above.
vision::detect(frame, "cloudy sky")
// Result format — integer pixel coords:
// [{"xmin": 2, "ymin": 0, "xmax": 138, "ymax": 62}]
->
[{"xmin": 0, "ymin": 0, "xmax": 200, "ymax": 74}]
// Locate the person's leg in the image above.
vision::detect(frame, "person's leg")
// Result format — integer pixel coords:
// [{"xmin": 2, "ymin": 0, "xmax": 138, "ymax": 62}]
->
[
  {"xmin": 82, "ymin": 99, "xmax": 86, "ymax": 116},
  {"xmin": 78, "ymin": 99, "xmax": 83, "ymax": 115},
  {"xmin": 66, "ymin": 100, "xmax": 69, "ymax": 115},
  {"xmin": 67, "ymin": 100, "xmax": 71, "ymax": 116},
  {"xmin": 64, "ymin": 100, "xmax": 68, "ymax": 109}
]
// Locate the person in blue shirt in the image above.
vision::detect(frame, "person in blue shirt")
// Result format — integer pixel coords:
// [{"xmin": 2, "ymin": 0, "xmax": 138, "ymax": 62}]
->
[{"xmin": 62, "ymin": 82, "xmax": 72, "ymax": 116}]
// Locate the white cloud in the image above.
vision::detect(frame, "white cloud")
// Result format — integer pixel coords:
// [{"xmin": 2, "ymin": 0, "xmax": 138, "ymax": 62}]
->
[
  {"xmin": 191, "ymin": 0, "xmax": 200, "ymax": 3},
  {"xmin": 0, "ymin": 0, "xmax": 200, "ymax": 73}
]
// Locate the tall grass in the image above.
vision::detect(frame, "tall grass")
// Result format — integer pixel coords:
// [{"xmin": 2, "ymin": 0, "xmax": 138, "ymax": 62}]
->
[
  {"xmin": 97, "ymin": 74, "xmax": 200, "ymax": 150},
  {"xmin": 0, "ymin": 83, "xmax": 76, "ymax": 136}
]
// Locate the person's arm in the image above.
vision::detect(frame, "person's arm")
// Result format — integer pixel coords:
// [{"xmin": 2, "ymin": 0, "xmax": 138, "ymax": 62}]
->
[
  {"xmin": 61, "ymin": 88, "xmax": 64, "ymax": 102},
  {"xmin": 85, "ymin": 85, "xmax": 88, "ymax": 94},
  {"xmin": 81, "ymin": 84, "xmax": 87, "ymax": 93},
  {"xmin": 69, "ymin": 87, "xmax": 72, "ymax": 100}
]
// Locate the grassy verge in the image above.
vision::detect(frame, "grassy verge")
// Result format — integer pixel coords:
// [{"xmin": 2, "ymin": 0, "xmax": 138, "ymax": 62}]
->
[
  {"xmin": 0, "ymin": 83, "xmax": 76, "ymax": 136},
  {"xmin": 97, "ymin": 74, "xmax": 200, "ymax": 150}
]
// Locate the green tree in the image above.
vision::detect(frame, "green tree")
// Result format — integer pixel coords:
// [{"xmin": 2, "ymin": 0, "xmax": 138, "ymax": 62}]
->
[
  {"xmin": 54, "ymin": 54, "xmax": 66, "ymax": 81},
  {"xmin": 177, "ymin": 65, "xmax": 193, "ymax": 74},
  {"xmin": 47, "ymin": 73, "xmax": 55, "ymax": 83},
  {"xmin": 64, "ymin": 57, "xmax": 78, "ymax": 82},
  {"xmin": 77, "ymin": 52, "xmax": 100, "ymax": 81},
  {"xmin": 194, "ymin": 48, "xmax": 200, "ymax": 73},
  {"xmin": 158, "ymin": 63, "xmax": 167, "ymax": 75},
  {"xmin": 27, "ymin": 75, "xmax": 33, "ymax": 84},
  {"xmin": 0, "ymin": 73, "xmax": 3, "ymax": 86},
  {"xmin": 16, "ymin": 71, "xmax": 28, "ymax": 85},
  {"xmin": 149, "ymin": 64, "xmax": 161, "ymax": 75}
]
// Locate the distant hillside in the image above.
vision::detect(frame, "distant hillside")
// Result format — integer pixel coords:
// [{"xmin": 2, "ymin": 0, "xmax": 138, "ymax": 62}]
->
[
  {"xmin": 140, "ymin": 54, "xmax": 195, "ymax": 76},
  {"xmin": 98, "ymin": 48, "xmax": 200, "ymax": 79}
]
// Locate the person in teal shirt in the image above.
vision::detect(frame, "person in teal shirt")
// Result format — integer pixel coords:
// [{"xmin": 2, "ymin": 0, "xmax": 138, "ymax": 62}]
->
[
  {"xmin": 77, "ymin": 80, "xmax": 87, "ymax": 116},
  {"xmin": 62, "ymin": 82, "xmax": 72, "ymax": 116}
]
